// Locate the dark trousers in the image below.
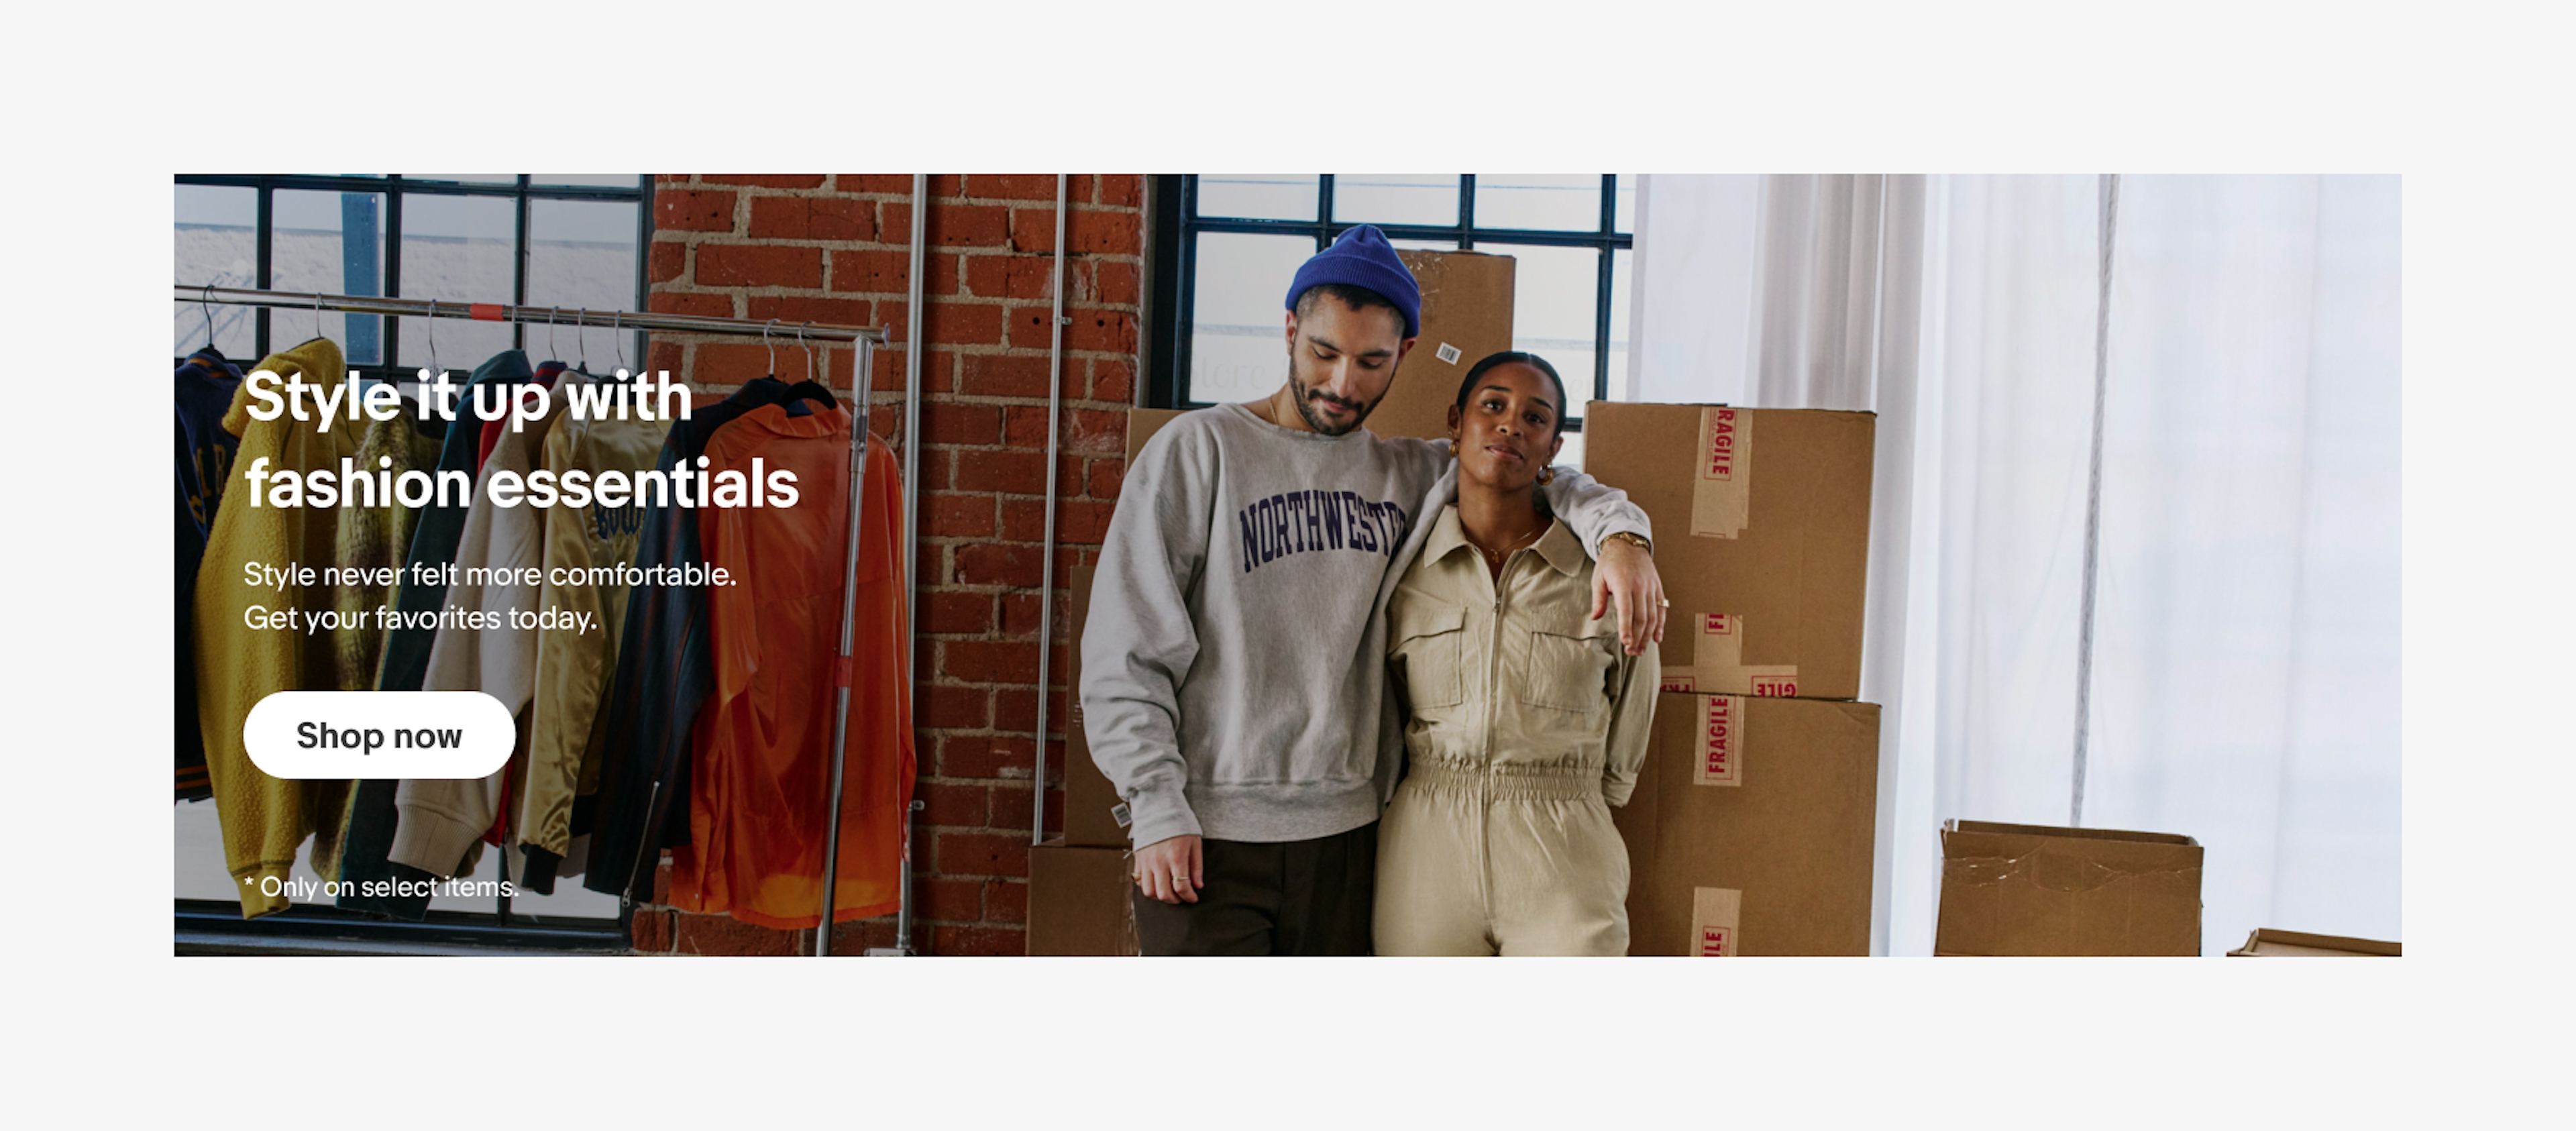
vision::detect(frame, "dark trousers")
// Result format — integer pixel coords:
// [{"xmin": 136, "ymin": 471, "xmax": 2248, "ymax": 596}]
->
[{"xmin": 1130, "ymin": 822, "xmax": 1379, "ymax": 956}]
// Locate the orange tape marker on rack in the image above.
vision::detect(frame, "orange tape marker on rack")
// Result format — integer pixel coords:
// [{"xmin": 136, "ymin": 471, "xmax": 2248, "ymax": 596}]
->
[{"xmin": 470, "ymin": 303, "xmax": 504, "ymax": 321}]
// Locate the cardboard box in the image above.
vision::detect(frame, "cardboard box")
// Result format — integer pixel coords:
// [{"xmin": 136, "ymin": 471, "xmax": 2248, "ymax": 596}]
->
[
  {"xmin": 1580, "ymin": 403, "xmax": 1876, "ymax": 701},
  {"xmin": 2227, "ymin": 928, "xmax": 2400, "ymax": 957},
  {"xmin": 1611, "ymin": 692, "xmax": 1882, "ymax": 956},
  {"xmin": 1063, "ymin": 562, "xmax": 1126, "ymax": 847},
  {"xmin": 1124, "ymin": 407, "xmax": 1184, "ymax": 462},
  {"xmin": 1363, "ymin": 249, "xmax": 1518, "ymax": 443},
  {"xmin": 1935, "ymin": 820, "xmax": 2204, "ymax": 956},
  {"xmin": 1026, "ymin": 839, "xmax": 1138, "ymax": 956}
]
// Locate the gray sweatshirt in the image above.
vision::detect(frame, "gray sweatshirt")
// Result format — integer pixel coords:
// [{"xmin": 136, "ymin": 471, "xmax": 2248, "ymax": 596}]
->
[{"xmin": 1080, "ymin": 402, "xmax": 1652, "ymax": 848}]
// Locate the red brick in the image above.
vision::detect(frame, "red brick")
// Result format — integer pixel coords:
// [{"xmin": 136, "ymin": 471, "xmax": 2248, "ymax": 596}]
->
[
  {"xmin": 1095, "ymin": 260, "xmax": 1141, "ymax": 305},
  {"xmin": 934, "ymin": 926, "xmax": 1026, "ymax": 956},
  {"xmin": 649, "ymin": 241, "xmax": 685, "ymax": 283},
  {"xmin": 924, "ymin": 683, "xmax": 988, "ymax": 729},
  {"xmin": 968, "ymin": 174, "xmax": 1063, "ymax": 201},
  {"xmin": 1087, "ymin": 458, "xmax": 1125, "ymax": 500},
  {"xmin": 1099, "ymin": 175, "xmax": 1144, "ymax": 208},
  {"xmin": 999, "ymin": 590, "xmax": 1044, "ymax": 635},
  {"xmin": 829, "ymin": 248, "xmax": 910, "ymax": 294},
  {"xmin": 1002, "ymin": 404, "xmax": 1054, "ymax": 450},
  {"xmin": 928, "ymin": 301, "xmax": 1004, "ymax": 345},
  {"xmin": 956, "ymin": 544, "xmax": 1045, "ymax": 588},
  {"xmin": 673, "ymin": 912, "xmax": 802, "ymax": 956},
  {"xmin": 656, "ymin": 188, "xmax": 735, "ymax": 232},
  {"xmin": 873, "ymin": 299, "xmax": 908, "ymax": 345},
  {"xmin": 934, "ymin": 831, "xmax": 1031, "ymax": 878},
  {"xmin": 984, "ymin": 879, "xmax": 1029, "ymax": 924},
  {"xmin": 994, "ymin": 686, "xmax": 1038, "ymax": 733},
  {"xmin": 1057, "ymin": 499, "xmax": 1118, "ymax": 545},
  {"xmin": 1007, "ymin": 207, "xmax": 1061, "ymax": 253},
  {"xmin": 1066, "ymin": 408, "xmax": 1127, "ymax": 454},
  {"xmin": 1089, "ymin": 358, "xmax": 1135, "ymax": 403},
  {"xmin": 922, "ymin": 877, "xmax": 985, "ymax": 921},
  {"xmin": 965, "ymin": 254, "xmax": 1058, "ymax": 301},
  {"xmin": 653, "ymin": 859, "xmax": 672, "ymax": 904},
  {"xmin": 647, "ymin": 341, "xmax": 683, "ymax": 378},
  {"xmin": 930, "ymin": 203, "xmax": 1010, "ymax": 248},
  {"xmin": 944, "ymin": 636, "xmax": 1040, "ymax": 681},
  {"xmin": 881, "ymin": 202, "xmax": 913, "ymax": 244},
  {"xmin": 924, "ymin": 493, "xmax": 996, "ymax": 540},
  {"xmin": 696, "ymin": 244, "xmax": 823, "ymax": 288},
  {"xmin": 924, "ymin": 252, "xmax": 963, "ymax": 297},
  {"xmin": 991, "ymin": 773, "xmax": 1063, "ymax": 834},
  {"xmin": 938, "ymin": 734, "xmax": 1033, "ymax": 778},
  {"xmin": 1071, "ymin": 207, "xmax": 1143, "ymax": 255},
  {"xmin": 916, "ymin": 779, "xmax": 989, "ymax": 828},
  {"xmin": 959, "ymin": 353, "xmax": 1055, "ymax": 398},
  {"xmin": 1005, "ymin": 303, "xmax": 1080, "ymax": 349},
  {"xmin": 700, "ymin": 174, "xmax": 827, "ymax": 188},
  {"xmin": 650, "ymin": 291, "xmax": 733, "ymax": 318},
  {"xmin": 1069, "ymin": 310, "xmax": 1138, "ymax": 354},
  {"xmin": 748, "ymin": 195, "xmax": 874, "ymax": 240},
  {"xmin": 824, "ymin": 916, "xmax": 905, "ymax": 953},
  {"xmin": 955, "ymin": 449, "xmax": 1046, "ymax": 494},
  {"xmin": 630, "ymin": 908, "xmax": 672, "ymax": 953},
  {"xmin": 745, "ymin": 294, "xmax": 869, "ymax": 329},
  {"xmin": 692, "ymin": 342, "xmax": 799, "ymax": 386},
  {"xmin": 929, "ymin": 175, "xmax": 964, "ymax": 197},
  {"xmin": 924, "ymin": 402, "xmax": 1000, "ymax": 445},
  {"xmin": 837, "ymin": 174, "xmax": 913, "ymax": 193},
  {"xmin": 923, "ymin": 588, "xmax": 991, "ymax": 633}
]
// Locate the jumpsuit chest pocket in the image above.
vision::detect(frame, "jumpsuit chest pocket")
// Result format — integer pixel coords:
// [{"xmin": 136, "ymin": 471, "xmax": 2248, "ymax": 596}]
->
[
  {"xmin": 1391, "ymin": 602, "xmax": 1468, "ymax": 710},
  {"xmin": 1520, "ymin": 613, "xmax": 1617, "ymax": 714}
]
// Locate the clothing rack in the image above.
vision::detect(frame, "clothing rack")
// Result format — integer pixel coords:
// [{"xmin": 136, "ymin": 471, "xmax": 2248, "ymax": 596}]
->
[{"xmin": 174, "ymin": 284, "xmax": 912, "ymax": 957}]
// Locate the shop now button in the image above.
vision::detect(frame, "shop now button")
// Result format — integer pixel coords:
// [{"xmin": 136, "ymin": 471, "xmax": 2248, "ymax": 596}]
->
[{"xmin": 242, "ymin": 692, "xmax": 514, "ymax": 779}]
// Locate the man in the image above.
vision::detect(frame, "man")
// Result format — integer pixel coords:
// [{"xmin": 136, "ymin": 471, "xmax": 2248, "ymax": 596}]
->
[{"xmin": 1081, "ymin": 224, "xmax": 1667, "ymax": 955}]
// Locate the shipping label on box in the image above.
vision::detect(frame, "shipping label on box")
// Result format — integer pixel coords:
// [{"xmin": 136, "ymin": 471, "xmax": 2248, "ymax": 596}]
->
[
  {"xmin": 1613, "ymin": 692, "xmax": 1881, "ymax": 956},
  {"xmin": 1582, "ymin": 402, "xmax": 1874, "ymax": 701},
  {"xmin": 1935, "ymin": 820, "xmax": 2204, "ymax": 957}
]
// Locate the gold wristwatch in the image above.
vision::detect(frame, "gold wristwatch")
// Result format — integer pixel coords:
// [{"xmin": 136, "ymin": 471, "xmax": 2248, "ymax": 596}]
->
[{"xmin": 1603, "ymin": 531, "xmax": 1653, "ymax": 555}]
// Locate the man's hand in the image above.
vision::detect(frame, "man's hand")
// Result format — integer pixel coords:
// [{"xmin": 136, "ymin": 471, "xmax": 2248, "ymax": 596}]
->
[
  {"xmin": 1132, "ymin": 834, "xmax": 1204, "ymax": 904},
  {"xmin": 1591, "ymin": 537, "xmax": 1668, "ymax": 656}
]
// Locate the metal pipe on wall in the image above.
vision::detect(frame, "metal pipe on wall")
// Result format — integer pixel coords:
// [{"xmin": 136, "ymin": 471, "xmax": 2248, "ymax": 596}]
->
[
  {"xmin": 813, "ymin": 335, "xmax": 877, "ymax": 957},
  {"xmin": 888, "ymin": 173, "xmax": 930, "ymax": 954},
  {"xmin": 1032, "ymin": 175, "xmax": 1069, "ymax": 847}
]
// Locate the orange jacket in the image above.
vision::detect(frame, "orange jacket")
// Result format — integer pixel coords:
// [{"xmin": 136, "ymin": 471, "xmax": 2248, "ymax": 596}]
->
[{"xmin": 669, "ymin": 405, "xmax": 914, "ymax": 929}]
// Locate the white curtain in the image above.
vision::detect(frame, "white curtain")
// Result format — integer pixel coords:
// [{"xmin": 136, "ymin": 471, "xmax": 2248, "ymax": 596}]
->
[{"xmin": 1629, "ymin": 174, "xmax": 2401, "ymax": 955}]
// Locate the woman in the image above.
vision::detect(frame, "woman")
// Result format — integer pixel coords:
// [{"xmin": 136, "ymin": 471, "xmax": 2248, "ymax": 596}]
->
[{"xmin": 1374, "ymin": 352, "xmax": 1660, "ymax": 957}]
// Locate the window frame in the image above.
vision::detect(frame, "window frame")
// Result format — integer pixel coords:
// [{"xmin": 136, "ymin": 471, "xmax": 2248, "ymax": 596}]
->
[
  {"xmin": 1145, "ymin": 174, "xmax": 1632, "ymax": 429},
  {"xmin": 173, "ymin": 174, "xmax": 652, "ymax": 376}
]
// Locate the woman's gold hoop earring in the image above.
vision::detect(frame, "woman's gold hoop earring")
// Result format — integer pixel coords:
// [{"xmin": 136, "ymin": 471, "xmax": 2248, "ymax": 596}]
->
[{"xmin": 1538, "ymin": 466, "xmax": 1556, "ymax": 486}]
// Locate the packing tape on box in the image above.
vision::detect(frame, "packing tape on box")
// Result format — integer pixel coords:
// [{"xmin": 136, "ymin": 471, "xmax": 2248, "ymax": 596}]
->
[
  {"xmin": 1659, "ymin": 613, "xmax": 1799, "ymax": 697},
  {"xmin": 1691, "ymin": 887, "xmax": 1743, "ymax": 957},
  {"xmin": 1693, "ymin": 694, "xmax": 1743, "ymax": 787},
  {"xmin": 1693, "ymin": 407, "xmax": 1751, "ymax": 539}
]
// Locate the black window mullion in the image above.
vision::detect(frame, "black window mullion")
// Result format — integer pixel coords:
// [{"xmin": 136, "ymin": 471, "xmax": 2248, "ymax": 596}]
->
[
  {"xmin": 1457, "ymin": 174, "xmax": 1474, "ymax": 250},
  {"xmin": 384, "ymin": 180, "xmax": 403, "ymax": 370},
  {"xmin": 254, "ymin": 186, "xmax": 272, "ymax": 359},
  {"xmin": 1594, "ymin": 176, "xmax": 1619, "ymax": 407},
  {"xmin": 513, "ymin": 176, "xmax": 531, "ymax": 354}
]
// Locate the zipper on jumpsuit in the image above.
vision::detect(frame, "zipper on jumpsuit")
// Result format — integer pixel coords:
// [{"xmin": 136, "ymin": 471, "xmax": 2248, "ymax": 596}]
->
[{"xmin": 1472, "ymin": 549, "xmax": 1521, "ymax": 938}]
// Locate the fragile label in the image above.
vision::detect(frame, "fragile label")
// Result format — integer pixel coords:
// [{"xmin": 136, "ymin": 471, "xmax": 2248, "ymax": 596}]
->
[
  {"xmin": 1436, "ymin": 342, "xmax": 1462, "ymax": 365},
  {"xmin": 1660, "ymin": 613, "xmax": 1797, "ymax": 699},
  {"xmin": 1690, "ymin": 887, "xmax": 1742, "ymax": 957},
  {"xmin": 1695, "ymin": 695, "xmax": 1743, "ymax": 786},
  {"xmin": 1690, "ymin": 407, "xmax": 1752, "ymax": 539}
]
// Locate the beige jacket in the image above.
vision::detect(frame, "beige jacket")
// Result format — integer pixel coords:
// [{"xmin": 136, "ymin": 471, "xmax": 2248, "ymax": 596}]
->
[{"xmin": 1387, "ymin": 506, "xmax": 1659, "ymax": 800}]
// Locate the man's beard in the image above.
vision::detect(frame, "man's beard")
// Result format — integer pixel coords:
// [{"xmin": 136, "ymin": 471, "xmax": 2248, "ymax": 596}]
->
[{"xmin": 1287, "ymin": 366, "xmax": 1377, "ymax": 437}]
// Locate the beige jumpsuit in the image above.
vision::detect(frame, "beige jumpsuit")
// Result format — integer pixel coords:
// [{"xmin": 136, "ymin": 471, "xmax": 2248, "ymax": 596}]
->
[{"xmin": 1375, "ymin": 507, "xmax": 1659, "ymax": 956}]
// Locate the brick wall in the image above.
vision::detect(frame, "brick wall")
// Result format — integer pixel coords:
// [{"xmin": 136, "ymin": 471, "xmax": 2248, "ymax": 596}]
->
[{"xmin": 627, "ymin": 174, "xmax": 1144, "ymax": 956}]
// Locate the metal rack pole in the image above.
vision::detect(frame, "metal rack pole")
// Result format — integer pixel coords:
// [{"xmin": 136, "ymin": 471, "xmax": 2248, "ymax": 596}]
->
[
  {"xmin": 1032, "ymin": 174, "xmax": 1069, "ymax": 847},
  {"xmin": 815, "ymin": 335, "xmax": 879, "ymax": 957},
  {"xmin": 882, "ymin": 173, "xmax": 930, "ymax": 956}
]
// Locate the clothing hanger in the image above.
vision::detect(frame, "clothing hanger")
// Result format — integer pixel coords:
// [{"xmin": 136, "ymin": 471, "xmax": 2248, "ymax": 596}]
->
[
  {"xmin": 612, "ymin": 310, "xmax": 630, "ymax": 378},
  {"xmin": 764, "ymin": 319, "xmax": 782, "ymax": 377},
  {"xmin": 423, "ymin": 299, "xmax": 441, "ymax": 377},
  {"xmin": 199, "ymin": 284, "xmax": 219, "ymax": 354},
  {"xmin": 783, "ymin": 320, "xmax": 838, "ymax": 409},
  {"xmin": 544, "ymin": 306, "xmax": 562, "ymax": 368},
  {"xmin": 577, "ymin": 307, "xmax": 589, "ymax": 372}
]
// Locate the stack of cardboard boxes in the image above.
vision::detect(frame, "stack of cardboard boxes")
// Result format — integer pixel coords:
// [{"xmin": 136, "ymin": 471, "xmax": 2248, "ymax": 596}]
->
[{"xmin": 1583, "ymin": 402, "xmax": 1884, "ymax": 956}]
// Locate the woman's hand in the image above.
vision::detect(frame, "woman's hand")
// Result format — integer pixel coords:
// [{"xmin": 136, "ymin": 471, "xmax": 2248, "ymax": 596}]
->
[
  {"xmin": 1132, "ymin": 834, "xmax": 1203, "ymax": 904},
  {"xmin": 1591, "ymin": 538, "xmax": 1668, "ymax": 656}
]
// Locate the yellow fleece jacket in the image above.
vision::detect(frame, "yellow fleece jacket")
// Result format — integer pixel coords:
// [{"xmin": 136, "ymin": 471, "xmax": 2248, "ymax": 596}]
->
[{"xmin": 193, "ymin": 338, "xmax": 362, "ymax": 917}]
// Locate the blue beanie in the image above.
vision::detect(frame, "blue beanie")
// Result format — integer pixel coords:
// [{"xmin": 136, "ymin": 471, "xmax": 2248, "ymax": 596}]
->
[{"xmin": 1285, "ymin": 224, "xmax": 1421, "ymax": 337}]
